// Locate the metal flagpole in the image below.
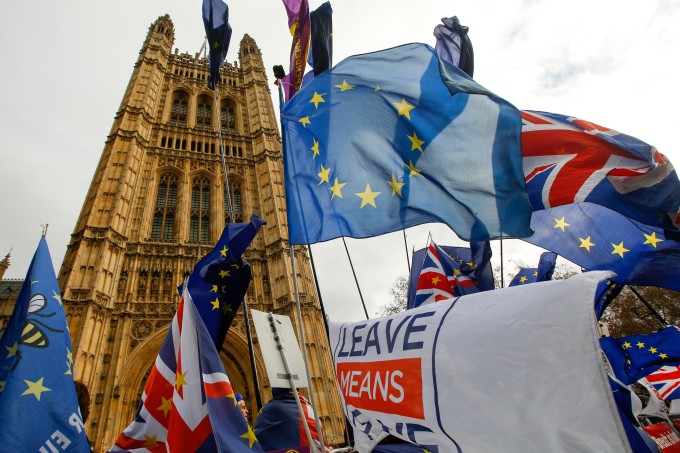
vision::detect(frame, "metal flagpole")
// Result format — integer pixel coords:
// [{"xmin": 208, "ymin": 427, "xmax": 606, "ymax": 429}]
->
[
  {"xmin": 276, "ymin": 75, "xmax": 326, "ymax": 449},
  {"xmin": 499, "ymin": 233, "xmax": 505, "ymax": 288},
  {"xmin": 212, "ymin": 86, "xmax": 262, "ymax": 409},
  {"xmin": 403, "ymin": 229, "xmax": 411, "ymax": 273},
  {"xmin": 342, "ymin": 238, "xmax": 369, "ymax": 320}
]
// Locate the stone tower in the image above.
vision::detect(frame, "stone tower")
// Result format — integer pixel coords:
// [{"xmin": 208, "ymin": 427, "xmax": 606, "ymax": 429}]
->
[{"xmin": 58, "ymin": 15, "xmax": 344, "ymax": 451}]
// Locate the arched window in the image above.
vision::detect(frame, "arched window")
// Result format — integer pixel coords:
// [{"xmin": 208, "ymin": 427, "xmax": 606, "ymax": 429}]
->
[
  {"xmin": 152, "ymin": 173, "xmax": 177, "ymax": 241},
  {"xmin": 220, "ymin": 100, "xmax": 236, "ymax": 131},
  {"xmin": 190, "ymin": 177, "xmax": 211, "ymax": 242},
  {"xmin": 224, "ymin": 182, "xmax": 244, "ymax": 224},
  {"xmin": 196, "ymin": 95, "xmax": 212, "ymax": 129},
  {"xmin": 170, "ymin": 91, "xmax": 188, "ymax": 125}
]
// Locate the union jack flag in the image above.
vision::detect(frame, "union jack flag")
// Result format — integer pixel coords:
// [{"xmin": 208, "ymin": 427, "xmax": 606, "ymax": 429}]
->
[
  {"xmin": 521, "ymin": 110, "xmax": 680, "ymax": 230},
  {"xmin": 646, "ymin": 366, "xmax": 680, "ymax": 401},
  {"xmin": 110, "ymin": 286, "xmax": 263, "ymax": 452},
  {"xmin": 413, "ymin": 240, "xmax": 479, "ymax": 308}
]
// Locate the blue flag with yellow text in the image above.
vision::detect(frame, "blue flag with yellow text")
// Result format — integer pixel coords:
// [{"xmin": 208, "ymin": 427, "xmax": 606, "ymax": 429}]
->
[
  {"xmin": 282, "ymin": 43, "xmax": 532, "ymax": 244},
  {"xmin": 0, "ymin": 237, "xmax": 90, "ymax": 451}
]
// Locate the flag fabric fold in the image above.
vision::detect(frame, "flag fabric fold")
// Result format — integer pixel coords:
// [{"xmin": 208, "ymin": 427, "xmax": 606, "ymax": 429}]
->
[
  {"xmin": 330, "ymin": 272, "xmax": 629, "ymax": 452},
  {"xmin": 409, "ymin": 240, "xmax": 482, "ymax": 309},
  {"xmin": 282, "ymin": 43, "xmax": 532, "ymax": 245},
  {"xmin": 281, "ymin": 0, "xmax": 311, "ymax": 100},
  {"xmin": 0, "ymin": 237, "xmax": 90, "ymax": 451},
  {"xmin": 523, "ymin": 202, "xmax": 680, "ymax": 291},
  {"xmin": 521, "ymin": 110, "xmax": 680, "ymax": 231},
  {"xmin": 646, "ymin": 366, "xmax": 680, "ymax": 401},
  {"xmin": 184, "ymin": 213, "xmax": 265, "ymax": 348},
  {"xmin": 111, "ymin": 285, "xmax": 264, "ymax": 452},
  {"xmin": 202, "ymin": 0, "xmax": 233, "ymax": 89},
  {"xmin": 601, "ymin": 326, "xmax": 680, "ymax": 385},
  {"xmin": 508, "ymin": 251, "xmax": 557, "ymax": 286},
  {"xmin": 433, "ymin": 16, "xmax": 474, "ymax": 77},
  {"xmin": 309, "ymin": 1, "xmax": 333, "ymax": 77}
]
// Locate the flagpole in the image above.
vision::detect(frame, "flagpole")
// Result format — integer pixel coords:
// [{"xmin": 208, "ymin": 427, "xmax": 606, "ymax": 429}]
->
[
  {"xmin": 499, "ymin": 233, "xmax": 505, "ymax": 288},
  {"xmin": 342, "ymin": 238, "xmax": 369, "ymax": 320},
  {"xmin": 629, "ymin": 286, "xmax": 668, "ymax": 326},
  {"xmin": 212, "ymin": 86, "xmax": 262, "ymax": 409},
  {"xmin": 403, "ymin": 230, "xmax": 411, "ymax": 273},
  {"xmin": 277, "ymin": 77, "xmax": 326, "ymax": 450}
]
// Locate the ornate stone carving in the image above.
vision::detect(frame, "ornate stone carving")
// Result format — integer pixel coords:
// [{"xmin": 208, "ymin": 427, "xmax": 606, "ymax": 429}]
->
[{"xmin": 131, "ymin": 320, "xmax": 154, "ymax": 340}]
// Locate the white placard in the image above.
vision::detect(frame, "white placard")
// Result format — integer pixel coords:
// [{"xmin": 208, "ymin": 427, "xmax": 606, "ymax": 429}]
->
[{"xmin": 251, "ymin": 309, "xmax": 308, "ymax": 388}]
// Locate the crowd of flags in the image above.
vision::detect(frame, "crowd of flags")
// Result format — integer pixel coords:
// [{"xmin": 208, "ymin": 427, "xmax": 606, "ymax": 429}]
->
[{"xmin": 1, "ymin": 0, "xmax": 679, "ymax": 451}]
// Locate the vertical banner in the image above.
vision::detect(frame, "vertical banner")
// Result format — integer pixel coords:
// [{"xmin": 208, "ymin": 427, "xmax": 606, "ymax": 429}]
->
[{"xmin": 330, "ymin": 272, "xmax": 631, "ymax": 452}]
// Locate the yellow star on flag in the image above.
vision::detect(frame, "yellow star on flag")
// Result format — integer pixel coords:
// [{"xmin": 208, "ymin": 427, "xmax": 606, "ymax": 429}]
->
[
  {"xmin": 157, "ymin": 397, "xmax": 173, "ymax": 417},
  {"xmin": 611, "ymin": 242, "xmax": 629, "ymax": 258},
  {"xmin": 519, "ymin": 276, "xmax": 528, "ymax": 283},
  {"xmin": 579, "ymin": 236, "xmax": 595, "ymax": 251},
  {"xmin": 240, "ymin": 425, "xmax": 258, "ymax": 448},
  {"xmin": 211, "ymin": 285, "xmax": 219, "ymax": 293},
  {"xmin": 649, "ymin": 347, "xmax": 658, "ymax": 354},
  {"xmin": 407, "ymin": 132, "xmax": 425, "ymax": 153},
  {"xmin": 553, "ymin": 217, "xmax": 570, "ymax": 232},
  {"xmin": 220, "ymin": 245, "xmax": 228, "ymax": 257},
  {"xmin": 660, "ymin": 353, "xmax": 668, "ymax": 359},
  {"xmin": 643, "ymin": 232, "xmax": 663, "ymax": 248},
  {"xmin": 623, "ymin": 341, "xmax": 632, "ymax": 349},
  {"xmin": 374, "ymin": 85, "xmax": 381, "ymax": 91},
  {"xmin": 144, "ymin": 434, "xmax": 159, "ymax": 447},
  {"xmin": 387, "ymin": 175, "xmax": 405, "ymax": 197},
  {"xmin": 356, "ymin": 184, "xmax": 381, "ymax": 208},
  {"xmin": 22, "ymin": 377, "xmax": 51, "ymax": 401},
  {"xmin": 175, "ymin": 371, "xmax": 189, "ymax": 390},
  {"xmin": 310, "ymin": 139, "xmax": 320, "ymax": 158},
  {"xmin": 53, "ymin": 290, "xmax": 63, "ymax": 306},
  {"xmin": 330, "ymin": 178, "xmax": 347, "ymax": 200},
  {"xmin": 211, "ymin": 298, "xmax": 220, "ymax": 310},
  {"xmin": 431, "ymin": 276, "xmax": 441, "ymax": 285},
  {"xmin": 532, "ymin": 271, "xmax": 538, "ymax": 277},
  {"xmin": 309, "ymin": 91, "xmax": 326, "ymax": 109},
  {"xmin": 318, "ymin": 165, "xmax": 331, "ymax": 185},
  {"xmin": 219, "ymin": 269, "xmax": 231, "ymax": 278},
  {"xmin": 67, "ymin": 348, "xmax": 73, "ymax": 365},
  {"xmin": 393, "ymin": 98, "xmax": 415, "ymax": 120},
  {"xmin": 0, "ymin": 381, "xmax": 5, "ymax": 393},
  {"xmin": 404, "ymin": 161, "xmax": 422, "ymax": 177},
  {"xmin": 298, "ymin": 116, "xmax": 311, "ymax": 128},
  {"xmin": 335, "ymin": 80, "xmax": 355, "ymax": 91},
  {"xmin": 636, "ymin": 342, "xmax": 645, "ymax": 349},
  {"xmin": 5, "ymin": 342, "xmax": 18, "ymax": 358}
]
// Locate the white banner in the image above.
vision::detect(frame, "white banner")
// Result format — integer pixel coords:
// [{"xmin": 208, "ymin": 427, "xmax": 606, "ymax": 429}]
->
[{"xmin": 329, "ymin": 271, "xmax": 630, "ymax": 452}]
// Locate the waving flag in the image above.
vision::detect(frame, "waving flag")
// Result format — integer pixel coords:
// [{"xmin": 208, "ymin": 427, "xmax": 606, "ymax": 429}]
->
[
  {"xmin": 309, "ymin": 1, "xmax": 333, "ymax": 77},
  {"xmin": 111, "ymin": 286, "xmax": 263, "ymax": 452},
  {"xmin": 202, "ymin": 0, "xmax": 233, "ymax": 89},
  {"xmin": 433, "ymin": 16, "xmax": 474, "ymax": 77},
  {"xmin": 601, "ymin": 326, "xmax": 680, "ymax": 385},
  {"xmin": 0, "ymin": 237, "xmax": 90, "ymax": 451},
  {"xmin": 184, "ymin": 213, "xmax": 265, "ymax": 347},
  {"xmin": 281, "ymin": 0, "xmax": 311, "ymax": 100},
  {"xmin": 508, "ymin": 251, "xmax": 557, "ymax": 286},
  {"xmin": 411, "ymin": 240, "xmax": 481, "ymax": 309},
  {"xmin": 282, "ymin": 43, "xmax": 532, "ymax": 245},
  {"xmin": 524, "ymin": 202, "xmax": 680, "ymax": 291},
  {"xmin": 331, "ymin": 272, "xmax": 629, "ymax": 452},
  {"xmin": 645, "ymin": 366, "xmax": 680, "ymax": 401},
  {"xmin": 521, "ymin": 110, "xmax": 680, "ymax": 230}
]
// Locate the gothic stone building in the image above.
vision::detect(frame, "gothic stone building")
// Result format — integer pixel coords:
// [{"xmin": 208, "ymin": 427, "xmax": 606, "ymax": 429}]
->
[{"xmin": 53, "ymin": 14, "xmax": 344, "ymax": 451}]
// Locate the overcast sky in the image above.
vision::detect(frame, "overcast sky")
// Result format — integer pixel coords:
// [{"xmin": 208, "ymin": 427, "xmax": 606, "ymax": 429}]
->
[{"xmin": 1, "ymin": 0, "xmax": 678, "ymax": 322}]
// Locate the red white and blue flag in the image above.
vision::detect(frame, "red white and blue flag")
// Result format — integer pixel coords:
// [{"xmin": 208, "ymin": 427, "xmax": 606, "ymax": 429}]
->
[
  {"xmin": 110, "ymin": 286, "xmax": 263, "ymax": 452},
  {"xmin": 521, "ymin": 110, "xmax": 680, "ymax": 230},
  {"xmin": 646, "ymin": 366, "xmax": 680, "ymax": 401},
  {"xmin": 413, "ymin": 240, "xmax": 479, "ymax": 308}
]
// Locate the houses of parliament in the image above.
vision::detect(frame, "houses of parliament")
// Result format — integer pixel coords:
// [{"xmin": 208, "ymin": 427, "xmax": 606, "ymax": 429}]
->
[{"xmin": 0, "ymin": 14, "xmax": 345, "ymax": 451}]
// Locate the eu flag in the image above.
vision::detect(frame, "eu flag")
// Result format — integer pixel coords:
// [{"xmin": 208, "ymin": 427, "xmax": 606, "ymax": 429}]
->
[
  {"xmin": 524, "ymin": 202, "xmax": 680, "ymax": 291},
  {"xmin": 282, "ymin": 43, "xmax": 532, "ymax": 245},
  {"xmin": 508, "ymin": 267, "xmax": 539, "ymax": 287},
  {"xmin": 202, "ymin": 0, "xmax": 232, "ymax": 89},
  {"xmin": 601, "ymin": 326, "xmax": 680, "ymax": 385},
  {"xmin": 184, "ymin": 213, "xmax": 265, "ymax": 347},
  {"xmin": 0, "ymin": 237, "xmax": 90, "ymax": 451},
  {"xmin": 508, "ymin": 251, "xmax": 556, "ymax": 286}
]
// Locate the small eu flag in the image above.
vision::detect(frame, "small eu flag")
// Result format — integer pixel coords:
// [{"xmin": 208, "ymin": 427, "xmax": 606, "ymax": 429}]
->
[{"xmin": 202, "ymin": 0, "xmax": 233, "ymax": 89}]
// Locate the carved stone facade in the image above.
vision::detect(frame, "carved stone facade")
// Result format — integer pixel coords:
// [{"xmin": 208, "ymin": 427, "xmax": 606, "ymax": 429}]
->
[{"xmin": 56, "ymin": 15, "xmax": 344, "ymax": 451}]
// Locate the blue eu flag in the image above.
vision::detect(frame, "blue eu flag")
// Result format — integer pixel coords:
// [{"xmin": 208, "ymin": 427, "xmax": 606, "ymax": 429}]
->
[
  {"xmin": 508, "ymin": 251, "xmax": 557, "ymax": 286},
  {"xmin": 184, "ymin": 213, "xmax": 265, "ymax": 347},
  {"xmin": 524, "ymin": 202, "xmax": 680, "ymax": 291},
  {"xmin": 0, "ymin": 237, "xmax": 90, "ymax": 451},
  {"xmin": 601, "ymin": 326, "xmax": 680, "ymax": 385},
  {"xmin": 202, "ymin": 0, "xmax": 232, "ymax": 89},
  {"xmin": 282, "ymin": 43, "xmax": 532, "ymax": 245}
]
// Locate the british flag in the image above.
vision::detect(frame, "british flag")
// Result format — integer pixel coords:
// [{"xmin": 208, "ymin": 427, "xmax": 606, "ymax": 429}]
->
[
  {"xmin": 521, "ymin": 110, "xmax": 680, "ymax": 230},
  {"xmin": 110, "ymin": 286, "xmax": 263, "ymax": 453},
  {"xmin": 645, "ymin": 366, "xmax": 680, "ymax": 401},
  {"xmin": 413, "ymin": 240, "xmax": 479, "ymax": 308}
]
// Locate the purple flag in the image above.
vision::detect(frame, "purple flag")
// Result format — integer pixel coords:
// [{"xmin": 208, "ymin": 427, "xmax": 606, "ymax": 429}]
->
[
  {"xmin": 433, "ymin": 16, "xmax": 474, "ymax": 77},
  {"xmin": 281, "ymin": 0, "xmax": 311, "ymax": 100}
]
